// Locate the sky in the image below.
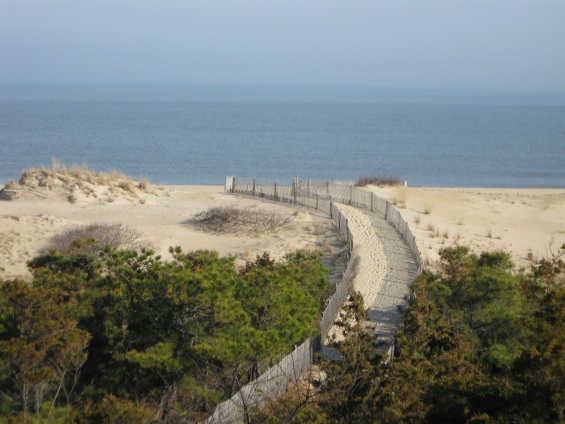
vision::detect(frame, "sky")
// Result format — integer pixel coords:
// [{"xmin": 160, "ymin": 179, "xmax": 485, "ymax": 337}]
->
[{"xmin": 1, "ymin": 1, "xmax": 565, "ymax": 90}]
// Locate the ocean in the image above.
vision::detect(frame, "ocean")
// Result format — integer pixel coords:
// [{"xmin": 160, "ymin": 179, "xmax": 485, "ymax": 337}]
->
[{"xmin": 1, "ymin": 83, "xmax": 564, "ymax": 187}]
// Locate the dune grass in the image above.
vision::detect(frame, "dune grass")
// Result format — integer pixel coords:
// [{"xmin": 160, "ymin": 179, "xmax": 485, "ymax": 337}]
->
[
  {"xmin": 9, "ymin": 159, "xmax": 152, "ymax": 204},
  {"xmin": 15, "ymin": 159, "xmax": 149, "ymax": 194}
]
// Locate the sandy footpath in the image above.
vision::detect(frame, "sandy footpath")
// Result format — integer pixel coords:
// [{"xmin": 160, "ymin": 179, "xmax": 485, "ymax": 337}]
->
[
  {"xmin": 333, "ymin": 203, "xmax": 388, "ymax": 307},
  {"xmin": 324, "ymin": 185, "xmax": 563, "ymax": 346},
  {"xmin": 0, "ymin": 183, "xmax": 338, "ymax": 281},
  {"xmin": 328, "ymin": 204, "xmax": 417, "ymax": 346}
]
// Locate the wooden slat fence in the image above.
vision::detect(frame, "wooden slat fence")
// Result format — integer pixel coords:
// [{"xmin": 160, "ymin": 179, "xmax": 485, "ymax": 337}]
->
[
  {"xmin": 204, "ymin": 186, "xmax": 356, "ymax": 423},
  {"xmin": 226, "ymin": 176, "xmax": 422, "ymax": 272},
  {"xmin": 318, "ymin": 202, "xmax": 355, "ymax": 341},
  {"xmin": 205, "ymin": 176, "xmax": 423, "ymax": 423},
  {"xmin": 204, "ymin": 337, "xmax": 318, "ymax": 424}
]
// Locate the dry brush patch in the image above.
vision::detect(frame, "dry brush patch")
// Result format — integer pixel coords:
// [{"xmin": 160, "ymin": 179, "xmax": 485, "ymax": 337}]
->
[
  {"xmin": 391, "ymin": 187, "xmax": 408, "ymax": 208},
  {"xmin": 41, "ymin": 223, "xmax": 149, "ymax": 256},
  {"xmin": 188, "ymin": 206, "xmax": 294, "ymax": 235},
  {"xmin": 5, "ymin": 180, "xmax": 19, "ymax": 190},
  {"xmin": 137, "ymin": 179, "xmax": 150, "ymax": 190},
  {"xmin": 355, "ymin": 174, "xmax": 403, "ymax": 187},
  {"xmin": 423, "ymin": 202, "xmax": 434, "ymax": 215}
]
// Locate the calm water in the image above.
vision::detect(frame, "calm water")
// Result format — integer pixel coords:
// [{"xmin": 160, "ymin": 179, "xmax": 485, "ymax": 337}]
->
[{"xmin": 1, "ymin": 83, "xmax": 564, "ymax": 187}]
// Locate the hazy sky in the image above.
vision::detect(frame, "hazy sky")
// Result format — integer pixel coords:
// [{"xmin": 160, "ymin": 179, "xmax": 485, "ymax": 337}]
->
[{"xmin": 1, "ymin": 1, "xmax": 564, "ymax": 90}]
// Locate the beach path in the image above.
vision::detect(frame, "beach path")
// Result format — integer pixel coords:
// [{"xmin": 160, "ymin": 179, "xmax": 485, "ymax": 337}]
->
[{"xmin": 333, "ymin": 203, "xmax": 419, "ymax": 347}]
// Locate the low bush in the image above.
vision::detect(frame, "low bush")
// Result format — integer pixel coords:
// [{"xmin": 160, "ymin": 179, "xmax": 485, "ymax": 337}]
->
[
  {"xmin": 42, "ymin": 223, "xmax": 146, "ymax": 255},
  {"xmin": 355, "ymin": 174, "xmax": 403, "ymax": 187},
  {"xmin": 189, "ymin": 206, "xmax": 293, "ymax": 235}
]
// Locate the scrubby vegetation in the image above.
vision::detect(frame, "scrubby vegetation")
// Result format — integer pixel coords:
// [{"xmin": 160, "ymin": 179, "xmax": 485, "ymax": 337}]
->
[
  {"xmin": 19, "ymin": 159, "xmax": 132, "ymax": 187},
  {"xmin": 355, "ymin": 174, "xmax": 403, "ymax": 187},
  {"xmin": 7, "ymin": 159, "xmax": 151, "ymax": 203},
  {"xmin": 3, "ymin": 231, "xmax": 564, "ymax": 423},
  {"xmin": 0, "ymin": 246, "xmax": 330, "ymax": 422},
  {"xmin": 40, "ymin": 223, "xmax": 147, "ymax": 256},
  {"xmin": 256, "ymin": 245, "xmax": 565, "ymax": 423},
  {"xmin": 189, "ymin": 206, "xmax": 293, "ymax": 235}
]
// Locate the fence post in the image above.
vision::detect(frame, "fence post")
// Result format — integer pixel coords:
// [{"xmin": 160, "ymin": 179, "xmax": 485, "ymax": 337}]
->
[
  {"xmin": 274, "ymin": 182, "xmax": 278, "ymax": 200},
  {"xmin": 316, "ymin": 193, "xmax": 319, "ymax": 209},
  {"xmin": 293, "ymin": 175, "xmax": 298, "ymax": 204},
  {"xmin": 252, "ymin": 178, "xmax": 256, "ymax": 197},
  {"xmin": 225, "ymin": 176, "xmax": 235, "ymax": 193},
  {"xmin": 349, "ymin": 184, "xmax": 353, "ymax": 205}
]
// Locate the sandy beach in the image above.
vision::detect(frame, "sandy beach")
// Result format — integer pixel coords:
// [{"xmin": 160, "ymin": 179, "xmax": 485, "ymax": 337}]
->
[
  {"xmin": 368, "ymin": 185, "xmax": 565, "ymax": 270},
  {"xmin": 0, "ymin": 181, "xmax": 338, "ymax": 281},
  {"xmin": 1, "ymin": 178, "xmax": 563, "ymax": 282}
]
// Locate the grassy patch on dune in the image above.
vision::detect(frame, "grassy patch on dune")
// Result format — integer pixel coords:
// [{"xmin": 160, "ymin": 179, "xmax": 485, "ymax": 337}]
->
[
  {"xmin": 9, "ymin": 159, "xmax": 151, "ymax": 203},
  {"xmin": 19, "ymin": 159, "xmax": 147, "ymax": 189}
]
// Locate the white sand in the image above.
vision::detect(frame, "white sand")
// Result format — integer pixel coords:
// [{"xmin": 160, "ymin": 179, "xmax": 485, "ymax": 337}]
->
[
  {"xmin": 367, "ymin": 186, "xmax": 565, "ymax": 270},
  {"xmin": 0, "ymin": 183, "xmax": 337, "ymax": 281}
]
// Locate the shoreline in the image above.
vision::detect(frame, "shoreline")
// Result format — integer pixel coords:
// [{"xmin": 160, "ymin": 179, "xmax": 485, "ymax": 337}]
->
[{"xmin": 2, "ymin": 182, "xmax": 564, "ymax": 190}]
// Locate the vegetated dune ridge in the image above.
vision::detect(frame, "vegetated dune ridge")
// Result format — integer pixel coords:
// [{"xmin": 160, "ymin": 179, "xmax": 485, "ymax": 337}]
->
[
  {"xmin": 368, "ymin": 185, "xmax": 565, "ymax": 270},
  {"xmin": 0, "ymin": 169, "xmax": 340, "ymax": 281}
]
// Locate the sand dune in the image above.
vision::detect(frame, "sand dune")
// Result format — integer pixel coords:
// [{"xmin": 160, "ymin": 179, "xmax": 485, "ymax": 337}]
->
[
  {"xmin": 0, "ymin": 182, "xmax": 338, "ymax": 281},
  {"xmin": 1, "ymin": 178, "xmax": 563, "ymax": 282}
]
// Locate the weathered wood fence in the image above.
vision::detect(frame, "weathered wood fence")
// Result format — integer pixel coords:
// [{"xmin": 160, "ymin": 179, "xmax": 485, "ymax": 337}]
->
[
  {"xmin": 204, "ymin": 176, "xmax": 423, "ymax": 423},
  {"xmin": 225, "ymin": 176, "xmax": 422, "ymax": 271},
  {"xmin": 203, "ymin": 338, "xmax": 318, "ymax": 424}
]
